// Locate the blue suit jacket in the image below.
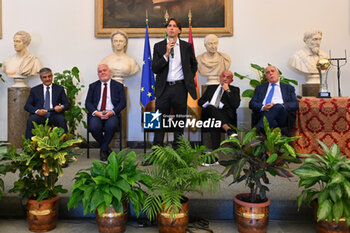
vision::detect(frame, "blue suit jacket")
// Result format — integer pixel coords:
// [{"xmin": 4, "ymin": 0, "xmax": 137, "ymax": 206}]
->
[
  {"xmin": 249, "ymin": 82, "xmax": 299, "ymax": 127},
  {"xmin": 24, "ymin": 84, "xmax": 70, "ymax": 114},
  {"xmin": 85, "ymin": 79, "xmax": 126, "ymax": 116}
]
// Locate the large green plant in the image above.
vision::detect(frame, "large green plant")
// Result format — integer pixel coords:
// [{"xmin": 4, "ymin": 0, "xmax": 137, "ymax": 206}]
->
[
  {"xmin": 68, "ymin": 150, "xmax": 152, "ymax": 216},
  {"xmin": 143, "ymin": 136, "xmax": 223, "ymax": 221},
  {"xmin": 54, "ymin": 67, "xmax": 86, "ymax": 138},
  {"xmin": 293, "ymin": 140, "xmax": 350, "ymax": 225},
  {"xmin": 234, "ymin": 63, "xmax": 298, "ymax": 98},
  {"xmin": 217, "ymin": 117, "xmax": 301, "ymax": 203},
  {"xmin": 0, "ymin": 121, "xmax": 82, "ymax": 204}
]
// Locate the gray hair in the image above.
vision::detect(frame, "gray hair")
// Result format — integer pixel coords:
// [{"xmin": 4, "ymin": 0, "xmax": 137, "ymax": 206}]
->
[
  {"xmin": 303, "ymin": 30, "xmax": 322, "ymax": 43},
  {"xmin": 14, "ymin": 31, "xmax": 31, "ymax": 46},
  {"xmin": 204, "ymin": 34, "xmax": 218, "ymax": 45},
  {"xmin": 110, "ymin": 30, "xmax": 128, "ymax": 52},
  {"xmin": 39, "ymin": 67, "xmax": 52, "ymax": 77}
]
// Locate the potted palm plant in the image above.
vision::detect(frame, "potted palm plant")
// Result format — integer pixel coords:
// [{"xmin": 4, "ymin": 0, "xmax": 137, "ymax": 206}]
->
[
  {"xmin": 68, "ymin": 150, "xmax": 152, "ymax": 233},
  {"xmin": 293, "ymin": 140, "xmax": 350, "ymax": 233},
  {"xmin": 0, "ymin": 121, "xmax": 81, "ymax": 232},
  {"xmin": 216, "ymin": 118, "xmax": 300, "ymax": 233},
  {"xmin": 142, "ymin": 136, "xmax": 222, "ymax": 233}
]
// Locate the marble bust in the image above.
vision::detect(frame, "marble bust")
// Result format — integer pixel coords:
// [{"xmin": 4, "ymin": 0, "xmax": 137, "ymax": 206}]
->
[
  {"xmin": 99, "ymin": 30, "xmax": 140, "ymax": 84},
  {"xmin": 196, "ymin": 34, "xmax": 231, "ymax": 84},
  {"xmin": 2, "ymin": 31, "xmax": 42, "ymax": 87},
  {"xmin": 290, "ymin": 30, "xmax": 328, "ymax": 84}
]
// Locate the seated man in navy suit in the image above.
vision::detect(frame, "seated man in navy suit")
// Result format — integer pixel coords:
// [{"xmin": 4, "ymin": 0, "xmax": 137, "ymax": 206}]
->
[
  {"xmin": 24, "ymin": 67, "xmax": 70, "ymax": 139},
  {"xmin": 198, "ymin": 70, "xmax": 241, "ymax": 150},
  {"xmin": 85, "ymin": 64, "xmax": 126, "ymax": 161},
  {"xmin": 249, "ymin": 65, "xmax": 299, "ymax": 133}
]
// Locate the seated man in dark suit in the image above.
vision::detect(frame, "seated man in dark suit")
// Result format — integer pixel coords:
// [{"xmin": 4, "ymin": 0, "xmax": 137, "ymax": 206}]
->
[
  {"xmin": 24, "ymin": 67, "xmax": 70, "ymax": 139},
  {"xmin": 85, "ymin": 64, "xmax": 126, "ymax": 161},
  {"xmin": 249, "ymin": 65, "xmax": 299, "ymax": 133},
  {"xmin": 198, "ymin": 70, "xmax": 241, "ymax": 150}
]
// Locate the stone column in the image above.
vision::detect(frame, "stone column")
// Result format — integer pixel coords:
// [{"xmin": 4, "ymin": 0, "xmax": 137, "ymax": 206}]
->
[{"xmin": 8, "ymin": 87, "xmax": 30, "ymax": 148}]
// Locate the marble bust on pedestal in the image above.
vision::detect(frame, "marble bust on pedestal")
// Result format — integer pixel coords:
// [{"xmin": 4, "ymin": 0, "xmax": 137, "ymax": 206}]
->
[
  {"xmin": 290, "ymin": 30, "xmax": 328, "ymax": 84},
  {"xmin": 196, "ymin": 34, "xmax": 231, "ymax": 85},
  {"xmin": 99, "ymin": 30, "xmax": 140, "ymax": 84},
  {"xmin": 2, "ymin": 31, "xmax": 42, "ymax": 87}
]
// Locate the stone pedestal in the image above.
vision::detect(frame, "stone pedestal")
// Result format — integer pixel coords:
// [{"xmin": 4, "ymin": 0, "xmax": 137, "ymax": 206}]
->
[
  {"xmin": 302, "ymin": 83, "xmax": 320, "ymax": 97},
  {"xmin": 110, "ymin": 86, "xmax": 127, "ymax": 149},
  {"xmin": 8, "ymin": 87, "xmax": 30, "ymax": 148}
]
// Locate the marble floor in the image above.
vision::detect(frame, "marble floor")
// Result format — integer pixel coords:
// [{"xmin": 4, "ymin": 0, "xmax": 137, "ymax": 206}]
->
[{"xmin": 0, "ymin": 219, "xmax": 316, "ymax": 233}]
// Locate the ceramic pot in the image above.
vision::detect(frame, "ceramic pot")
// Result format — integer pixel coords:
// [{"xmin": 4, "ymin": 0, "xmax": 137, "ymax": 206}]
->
[
  {"xmin": 234, "ymin": 193, "xmax": 270, "ymax": 233},
  {"xmin": 96, "ymin": 202, "xmax": 128, "ymax": 233},
  {"xmin": 157, "ymin": 196, "xmax": 189, "ymax": 233},
  {"xmin": 27, "ymin": 195, "xmax": 59, "ymax": 232}
]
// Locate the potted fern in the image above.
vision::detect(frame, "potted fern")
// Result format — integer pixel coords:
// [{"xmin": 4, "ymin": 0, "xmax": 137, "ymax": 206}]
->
[
  {"xmin": 216, "ymin": 118, "xmax": 300, "ymax": 233},
  {"xmin": 0, "ymin": 121, "xmax": 81, "ymax": 232},
  {"xmin": 142, "ymin": 136, "xmax": 222, "ymax": 233},
  {"xmin": 293, "ymin": 140, "xmax": 350, "ymax": 232},
  {"xmin": 68, "ymin": 150, "xmax": 152, "ymax": 233}
]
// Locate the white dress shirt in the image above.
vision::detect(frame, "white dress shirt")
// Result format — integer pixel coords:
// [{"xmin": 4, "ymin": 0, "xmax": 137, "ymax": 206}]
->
[
  {"xmin": 261, "ymin": 81, "xmax": 284, "ymax": 111},
  {"xmin": 163, "ymin": 38, "xmax": 184, "ymax": 82},
  {"xmin": 43, "ymin": 84, "xmax": 53, "ymax": 109},
  {"xmin": 97, "ymin": 80, "xmax": 114, "ymax": 111}
]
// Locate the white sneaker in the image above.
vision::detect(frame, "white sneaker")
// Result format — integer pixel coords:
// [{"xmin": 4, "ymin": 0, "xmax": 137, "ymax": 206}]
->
[{"xmin": 201, "ymin": 161, "xmax": 219, "ymax": 167}]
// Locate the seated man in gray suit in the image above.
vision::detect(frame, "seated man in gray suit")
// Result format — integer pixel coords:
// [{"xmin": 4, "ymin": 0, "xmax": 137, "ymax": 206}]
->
[
  {"xmin": 198, "ymin": 70, "xmax": 241, "ymax": 150},
  {"xmin": 24, "ymin": 67, "xmax": 70, "ymax": 139}
]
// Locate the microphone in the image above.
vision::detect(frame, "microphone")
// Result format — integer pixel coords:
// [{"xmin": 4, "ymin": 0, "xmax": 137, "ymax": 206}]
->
[{"xmin": 169, "ymin": 38, "xmax": 174, "ymax": 58}]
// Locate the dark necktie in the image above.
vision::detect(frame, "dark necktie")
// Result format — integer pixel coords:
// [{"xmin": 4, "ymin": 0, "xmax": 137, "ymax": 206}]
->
[
  {"xmin": 100, "ymin": 83, "xmax": 107, "ymax": 111},
  {"xmin": 265, "ymin": 84, "xmax": 276, "ymax": 105},
  {"xmin": 214, "ymin": 88, "xmax": 223, "ymax": 108},
  {"xmin": 44, "ymin": 86, "xmax": 50, "ymax": 118}
]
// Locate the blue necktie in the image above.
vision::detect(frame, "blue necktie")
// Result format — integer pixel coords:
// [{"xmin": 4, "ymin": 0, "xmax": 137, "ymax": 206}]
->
[
  {"xmin": 265, "ymin": 84, "xmax": 276, "ymax": 105},
  {"xmin": 44, "ymin": 86, "xmax": 50, "ymax": 118}
]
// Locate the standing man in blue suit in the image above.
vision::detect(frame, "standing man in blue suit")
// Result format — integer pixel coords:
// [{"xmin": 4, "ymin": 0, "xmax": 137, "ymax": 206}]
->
[
  {"xmin": 152, "ymin": 18, "xmax": 198, "ymax": 147},
  {"xmin": 249, "ymin": 65, "xmax": 299, "ymax": 132},
  {"xmin": 24, "ymin": 67, "xmax": 70, "ymax": 139},
  {"xmin": 85, "ymin": 64, "xmax": 126, "ymax": 161}
]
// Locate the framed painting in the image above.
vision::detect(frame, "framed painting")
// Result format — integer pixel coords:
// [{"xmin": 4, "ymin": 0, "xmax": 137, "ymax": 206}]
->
[{"xmin": 95, "ymin": 0, "xmax": 233, "ymax": 38}]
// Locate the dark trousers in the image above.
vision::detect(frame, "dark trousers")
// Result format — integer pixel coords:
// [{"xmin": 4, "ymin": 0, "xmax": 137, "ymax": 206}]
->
[
  {"xmin": 202, "ymin": 105, "xmax": 235, "ymax": 150},
  {"xmin": 256, "ymin": 104, "xmax": 288, "ymax": 129},
  {"xmin": 25, "ymin": 113, "xmax": 68, "ymax": 139},
  {"xmin": 154, "ymin": 82, "xmax": 187, "ymax": 147},
  {"xmin": 89, "ymin": 115, "xmax": 119, "ymax": 152}
]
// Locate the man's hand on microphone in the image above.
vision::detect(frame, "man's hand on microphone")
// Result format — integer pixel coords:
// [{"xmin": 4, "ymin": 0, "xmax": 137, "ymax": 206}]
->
[
  {"xmin": 165, "ymin": 40, "xmax": 175, "ymax": 58},
  {"xmin": 95, "ymin": 110, "xmax": 114, "ymax": 120},
  {"xmin": 37, "ymin": 109, "xmax": 48, "ymax": 116}
]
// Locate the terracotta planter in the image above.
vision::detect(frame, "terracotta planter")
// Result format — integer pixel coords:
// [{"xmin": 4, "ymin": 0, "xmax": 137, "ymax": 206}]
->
[
  {"xmin": 27, "ymin": 195, "xmax": 59, "ymax": 232},
  {"xmin": 96, "ymin": 202, "xmax": 128, "ymax": 233},
  {"xmin": 313, "ymin": 200, "xmax": 350, "ymax": 233},
  {"xmin": 234, "ymin": 193, "xmax": 270, "ymax": 233},
  {"xmin": 157, "ymin": 196, "xmax": 189, "ymax": 233}
]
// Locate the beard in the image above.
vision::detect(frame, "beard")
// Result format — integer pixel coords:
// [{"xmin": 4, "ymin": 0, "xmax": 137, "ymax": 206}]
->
[{"xmin": 310, "ymin": 46, "xmax": 320, "ymax": 55}]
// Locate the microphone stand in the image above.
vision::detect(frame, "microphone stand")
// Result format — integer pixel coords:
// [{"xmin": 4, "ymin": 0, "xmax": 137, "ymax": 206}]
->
[{"xmin": 329, "ymin": 50, "xmax": 347, "ymax": 97}]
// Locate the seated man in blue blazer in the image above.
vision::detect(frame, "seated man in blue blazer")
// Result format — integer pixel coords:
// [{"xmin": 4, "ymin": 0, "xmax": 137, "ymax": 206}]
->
[
  {"xmin": 85, "ymin": 64, "xmax": 126, "ymax": 161},
  {"xmin": 249, "ymin": 65, "xmax": 299, "ymax": 133},
  {"xmin": 198, "ymin": 70, "xmax": 241, "ymax": 150},
  {"xmin": 24, "ymin": 67, "xmax": 70, "ymax": 139}
]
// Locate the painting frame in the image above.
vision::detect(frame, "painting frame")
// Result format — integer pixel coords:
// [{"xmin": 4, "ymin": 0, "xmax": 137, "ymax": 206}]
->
[{"xmin": 95, "ymin": 0, "xmax": 233, "ymax": 38}]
